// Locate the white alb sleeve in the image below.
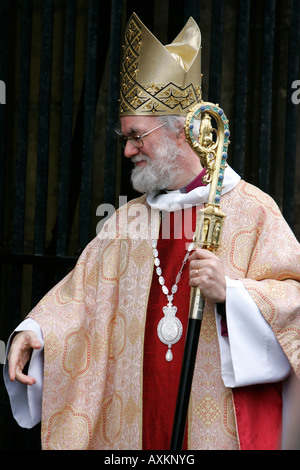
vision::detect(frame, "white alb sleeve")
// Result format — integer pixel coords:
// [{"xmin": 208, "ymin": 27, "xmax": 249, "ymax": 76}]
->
[
  {"xmin": 216, "ymin": 278, "xmax": 292, "ymax": 388},
  {"xmin": 3, "ymin": 318, "xmax": 44, "ymax": 428}
]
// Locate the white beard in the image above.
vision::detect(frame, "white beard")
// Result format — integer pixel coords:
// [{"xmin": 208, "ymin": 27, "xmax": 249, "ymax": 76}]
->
[{"xmin": 130, "ymin": 138, "xmax": 183, "ymax": 194}]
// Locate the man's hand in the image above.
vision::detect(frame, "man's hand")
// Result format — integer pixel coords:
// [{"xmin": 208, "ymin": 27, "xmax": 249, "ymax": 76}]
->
[
  {"xmin": 189, "ymin": 248, "xmax": 226, "ymax": 303},
  {"xmin": 8, "ymin": 330, "xmax": 41, "ymax": 385}
]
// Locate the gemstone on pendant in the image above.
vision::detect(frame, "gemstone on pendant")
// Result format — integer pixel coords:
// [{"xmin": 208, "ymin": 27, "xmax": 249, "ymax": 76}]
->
[{"xmin": 166, "ymin": 348, "xmax": 173, "ymax": 361}]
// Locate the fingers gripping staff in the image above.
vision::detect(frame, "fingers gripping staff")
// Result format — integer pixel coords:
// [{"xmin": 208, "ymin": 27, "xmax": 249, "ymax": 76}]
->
[{"xmin": 170, "ymin": 101, "xmax": 230, "ymax": 450}]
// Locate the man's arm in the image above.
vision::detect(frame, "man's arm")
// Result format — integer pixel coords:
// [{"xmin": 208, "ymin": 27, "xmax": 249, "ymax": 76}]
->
[
  {"xmin": 216, "ymin": 278, "xmax": 292, "ymax": 387},
  {"xmin": 188, "ymin": 247, "xmax": 292, "ymax": 386}
]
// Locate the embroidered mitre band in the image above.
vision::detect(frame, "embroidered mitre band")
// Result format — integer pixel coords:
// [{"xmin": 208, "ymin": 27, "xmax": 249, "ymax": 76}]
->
[{"xmin": 119, "ymin": 13, "xmax": 202, "ymax": 116}]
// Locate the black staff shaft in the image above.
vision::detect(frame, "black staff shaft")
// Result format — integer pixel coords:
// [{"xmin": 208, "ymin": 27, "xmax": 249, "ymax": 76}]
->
[{"xmin": 170, "ymin": 294, "xmax": 204, "ymax": 450}]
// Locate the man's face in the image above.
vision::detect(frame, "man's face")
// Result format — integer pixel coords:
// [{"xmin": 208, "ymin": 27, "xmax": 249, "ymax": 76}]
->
[{"xmin": 120, "ymin": 116, "xmax": 183, "ymax": 194}]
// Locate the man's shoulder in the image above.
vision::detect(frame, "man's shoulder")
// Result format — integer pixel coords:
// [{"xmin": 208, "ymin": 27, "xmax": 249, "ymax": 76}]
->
[{"xmin": 228, "ymin": 179, "xmax": 282, "ymax": 215}]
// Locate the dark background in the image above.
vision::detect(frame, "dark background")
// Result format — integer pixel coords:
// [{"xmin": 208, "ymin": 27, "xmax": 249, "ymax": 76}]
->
[{"xmin": 0, "ymin": 0, "xmax": 299, "ymax": 450}]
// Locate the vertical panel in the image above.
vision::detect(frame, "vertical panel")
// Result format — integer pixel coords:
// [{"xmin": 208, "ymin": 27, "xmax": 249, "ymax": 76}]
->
[
  {"xmin": 79, "ymin": 0, "xmax": 100, "ymax": 249},
  {"xmin": 34, "ymin": 0, "xmax": 54, "ymax": 255},
  {"xmin": 208, "ymin": 0, "xmax": 224, "ymax": 104},
  {"xmin": 258, "ymin": 0, "xmax": 276, "ymax": 192},
  {"xmin": 12, "ymin": 0, "xmax": 32, "ymax": 256},
  {"xmin": 56, "ymin": 0, "xmax": 77, "ymax": 257},
  {"xmin": 232, "ymin": 0, "xmax": 251, "ymax": 178},
  {"xmin": 283, "ymin": 0, "xmax": 300, "ymax": 229},
  {"xmin": 62, "ymin": 0, "xmax": 111, "ymax": 254},
  {"xmin": 10, "ymin": 0, "xmax": 32, "ymax": 330},
  {"xmin": 103, "ymin": 0, "xmax": 122, "ymax": 206},
  {"xmin": 31, "ymin": 0, "xmax": 54, "ymax": 307}
]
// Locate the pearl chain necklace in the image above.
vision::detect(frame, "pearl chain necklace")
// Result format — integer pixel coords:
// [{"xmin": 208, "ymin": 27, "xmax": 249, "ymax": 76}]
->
[{"xmin": 152, "ymin": 239, "xmax": 195, "ymax": 361}]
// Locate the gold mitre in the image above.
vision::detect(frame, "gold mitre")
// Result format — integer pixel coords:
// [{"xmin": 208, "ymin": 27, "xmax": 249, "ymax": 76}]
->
[{"xmin": 119, "ymin": 13, "xmax": 202, "ymax": 116}]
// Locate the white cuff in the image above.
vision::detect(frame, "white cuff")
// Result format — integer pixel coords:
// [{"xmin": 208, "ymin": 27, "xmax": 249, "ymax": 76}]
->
[
  {"xmin": 216, "ymin": 278, "xmax": 292, "ymax": 388},
  {"xmin": 3, "ymin": 318, "xmax": 44, "ymax": 428}
]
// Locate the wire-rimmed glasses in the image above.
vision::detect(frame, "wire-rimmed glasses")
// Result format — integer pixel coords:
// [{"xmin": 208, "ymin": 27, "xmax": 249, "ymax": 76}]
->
[{"xmin": 120, "ymin": 122, "xmax": 167, "ymax": 148}]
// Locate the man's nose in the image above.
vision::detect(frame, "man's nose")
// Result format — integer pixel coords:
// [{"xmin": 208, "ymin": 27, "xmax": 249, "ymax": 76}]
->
[{"xmin": 123, "ymin": 140, "xmax": 139, "ymax": 158}]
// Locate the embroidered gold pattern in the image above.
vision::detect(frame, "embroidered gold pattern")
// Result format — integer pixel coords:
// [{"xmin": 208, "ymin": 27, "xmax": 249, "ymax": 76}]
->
[{"xmin": 195, "ymin": 395, "xmax": 222, "ymax": 426}]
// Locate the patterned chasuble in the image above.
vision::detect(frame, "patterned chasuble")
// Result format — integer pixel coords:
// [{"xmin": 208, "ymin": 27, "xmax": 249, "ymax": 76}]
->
[{"xmin": 28, "ymin": 181, "xmax": 300, "ymax": 450}]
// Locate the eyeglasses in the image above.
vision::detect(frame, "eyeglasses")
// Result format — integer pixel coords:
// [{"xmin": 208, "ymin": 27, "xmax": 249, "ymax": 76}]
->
[{"xmin": 120, "ymin": 122, "xmax": 167, "ymax": 149}]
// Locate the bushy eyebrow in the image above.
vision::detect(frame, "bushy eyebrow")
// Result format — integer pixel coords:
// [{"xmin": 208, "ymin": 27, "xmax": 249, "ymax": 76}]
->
[
  {"xmin": 116, "ymin": 127, "xmax": 143, "ymax": 138},
  {"xmin": 115, "ymin": 125, "xmax": 146, "ymax": 138},
  {"xmin": 128, "ymin": 127, "xmax": 144, "ymax": 135}
]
